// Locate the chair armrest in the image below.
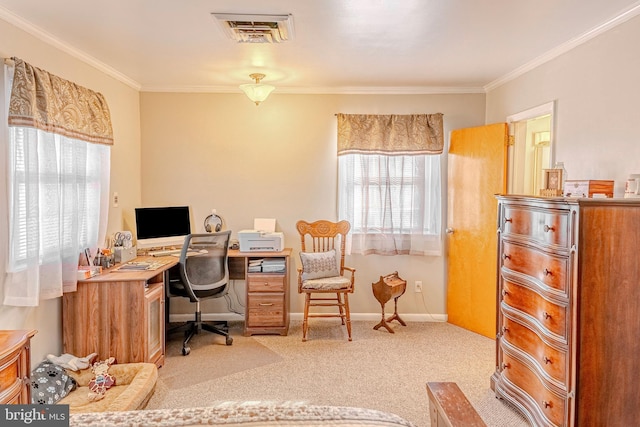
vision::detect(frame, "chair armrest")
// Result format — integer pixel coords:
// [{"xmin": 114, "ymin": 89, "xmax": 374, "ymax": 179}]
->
[{"xmin": 342, "ymin": 266, "xmax": 356, "ymax": 292}]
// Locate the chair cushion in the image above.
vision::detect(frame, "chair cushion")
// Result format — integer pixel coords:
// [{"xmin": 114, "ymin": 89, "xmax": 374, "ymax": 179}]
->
[
  {"xmin": 300, "ymin": 249, "xmax": 339, "ymax": 280},
  {"xmin": 301, "ymin": 275, "xmax": 351, "ymax": 291}
]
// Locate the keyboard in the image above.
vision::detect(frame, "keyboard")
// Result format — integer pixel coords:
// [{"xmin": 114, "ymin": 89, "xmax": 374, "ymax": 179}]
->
[{"xmin": 149, "ymin": 249, "xmax": 182, "ymax": 257}]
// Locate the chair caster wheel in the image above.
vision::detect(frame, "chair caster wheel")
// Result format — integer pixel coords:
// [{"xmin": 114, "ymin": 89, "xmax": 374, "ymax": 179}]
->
[
  {"xmin": 225, "ymin": 336, "xmax": 233, "ymax": 346},
  {"xmin": 182, "ymin": 347, "xmax": 190, "ymax": 355}
]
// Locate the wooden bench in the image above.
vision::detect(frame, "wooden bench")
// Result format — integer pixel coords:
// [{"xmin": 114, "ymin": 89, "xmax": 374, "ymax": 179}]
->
[{"xmin": 426, "ymin": 382, "xmax": 486, "ymax": 427}]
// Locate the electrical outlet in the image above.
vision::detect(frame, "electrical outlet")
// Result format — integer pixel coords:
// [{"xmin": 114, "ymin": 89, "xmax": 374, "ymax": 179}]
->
[
  {"xmin": 414, "ymin": 280, "xmax": 423, "ymax": 293},
  {"xmin": 112, "ymin": 192, "xmax": 119, "ymax": 208}
]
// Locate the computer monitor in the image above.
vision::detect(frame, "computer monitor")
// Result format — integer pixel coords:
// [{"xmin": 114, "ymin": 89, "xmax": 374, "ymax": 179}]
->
[{"xmin": 134, "ymin": 206, "xmax": 191, "ymax": 249}]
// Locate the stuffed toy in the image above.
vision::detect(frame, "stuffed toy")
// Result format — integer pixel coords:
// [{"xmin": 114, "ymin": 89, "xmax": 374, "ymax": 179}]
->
[{"xmin": 87, "ymin": 357, "xmax": 116, "ymax": 402}]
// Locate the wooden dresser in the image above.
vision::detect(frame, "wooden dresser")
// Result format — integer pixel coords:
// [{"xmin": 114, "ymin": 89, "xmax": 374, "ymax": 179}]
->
[
  {"xmin": 492, "ymin": 195, "xmax": 640, "ymax": 426},
  {"xmin": 0, "ymin": 329, "xmax": 37, "ymax": 404}
]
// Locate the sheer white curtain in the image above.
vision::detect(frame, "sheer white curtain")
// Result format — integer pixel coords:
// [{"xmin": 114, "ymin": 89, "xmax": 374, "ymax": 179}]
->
[
  {"xmin": 3, "ymin": 58, "xmax": 112, "ymax": 306},
  {"xmin": 4, "ymin": 127, "xmax": 110, "ymax": 305},
  {"xmin": 337, "ymin": 113, "xmax": 444, "ymax": 256},
  {"xmin": 338, "ymin": 154, "xmax": 441, "ymax": 255}
]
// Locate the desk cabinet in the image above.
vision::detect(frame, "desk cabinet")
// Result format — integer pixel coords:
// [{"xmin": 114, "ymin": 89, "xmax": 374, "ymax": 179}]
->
[
  {"xmin": 492, "ymin": 195, "xmax": 640, "ymax": 427},
  {"xmin": 0, "ymin": 330, "xmax": 36, "ymax": 404},
  {"xmin": 63, "ymin": 258, "xmax": 175, "ymax": 368},
  {"xmin": 238, "ymin": 250, "xmax": 291, "ymax": 336}
]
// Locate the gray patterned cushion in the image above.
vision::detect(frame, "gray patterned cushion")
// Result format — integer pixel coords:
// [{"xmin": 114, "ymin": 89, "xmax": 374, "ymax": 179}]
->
[{"xmin": 300, "ymin": 249, "xmax": 339, "ymax": 280}]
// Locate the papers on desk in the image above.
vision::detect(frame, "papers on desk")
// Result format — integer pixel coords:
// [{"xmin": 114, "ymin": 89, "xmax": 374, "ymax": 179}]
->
[
  {"xmin": 247, "ymin": 258, "xmax": 286, "ymax": 273},
  {"xmin": 116, "ymin": 260, "xmax": 170, "ymax": 271}
]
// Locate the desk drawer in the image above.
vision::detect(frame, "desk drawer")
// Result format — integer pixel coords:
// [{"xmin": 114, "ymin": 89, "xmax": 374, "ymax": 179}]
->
[
  {"xmin": 248, "ymin": 274, "xmax": 285, "ymax": 292},
  {"xmin": 247, "ymin": 294, "xmax": 285, "ymax": 327}
]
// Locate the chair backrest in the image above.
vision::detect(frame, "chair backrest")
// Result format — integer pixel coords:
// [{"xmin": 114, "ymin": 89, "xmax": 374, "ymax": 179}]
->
[
  {"xmin": 179, "ymin": 231, "xmax": 231, "ymax": 293},
  {"xmin": 296, "ymin": 220, "xmax": 350, "ymax": 272}
]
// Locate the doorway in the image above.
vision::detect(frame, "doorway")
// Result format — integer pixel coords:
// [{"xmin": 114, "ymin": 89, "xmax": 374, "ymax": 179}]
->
[{"xmin": 507, "ymin": 102, "xmax": 555, "ymax": 195}]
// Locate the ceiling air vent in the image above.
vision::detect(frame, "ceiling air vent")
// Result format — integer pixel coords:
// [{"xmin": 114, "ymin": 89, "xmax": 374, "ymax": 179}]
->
[{"xmin": 212, "ymin": 13, "xmax": 294, "ymax": 43}]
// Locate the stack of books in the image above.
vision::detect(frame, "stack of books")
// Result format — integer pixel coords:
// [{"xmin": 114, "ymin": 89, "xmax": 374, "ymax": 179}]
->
[{"xmin": 248, "ymin": 259, "xmax": 263, "ymax": 273}]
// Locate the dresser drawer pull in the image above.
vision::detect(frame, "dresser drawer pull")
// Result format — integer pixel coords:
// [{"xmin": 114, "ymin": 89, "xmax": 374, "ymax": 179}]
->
[
  {"xmin": 501, "ymin": 289, "xmax": 508, "ymax": 297},
  {"xmin": 543, "ymin": 356, "xmax": 552, "ymax": 364},
  {"xmin": 543, "ymin": 225, "xmax": 555, "ymax": 232},
  {"xmin": 542, "ymin": 311, "xmax": 552, "ymax": 319},
  {"xmin": 501, "ymin": 326, "xmax": 509, "ymax": 333},
  {"xmin": 543, "ymin": 400, "xmax": 552, "ymax": 409},
  {"xmin": 504, "ymin": 217, "xmax": 513, "ymax": 223},
  {"xmin": 501, "ymin": 362, "xmax": 510, "ymax": 370},
  {"xmin": 543, "ymin": 268, "xmax": 552, "ymax": 276},
  {"xmin": 259, "ymin": 303, "xmax": 274, "ymax": 307},
  {"xmin": 503, "ymin": 253, "xmax": 511, "ymax": 260}
]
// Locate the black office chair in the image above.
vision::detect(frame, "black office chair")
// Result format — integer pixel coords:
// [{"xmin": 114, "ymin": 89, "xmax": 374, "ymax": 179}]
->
[{"xmin": 167, "ymin": 231, "xmax": 233, "ymax": 355}]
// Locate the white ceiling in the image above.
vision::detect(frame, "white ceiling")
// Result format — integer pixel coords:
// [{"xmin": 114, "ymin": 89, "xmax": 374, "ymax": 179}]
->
[{"xmin": 1, "ymin": 0, "xmax": 639, "ymax": 93}]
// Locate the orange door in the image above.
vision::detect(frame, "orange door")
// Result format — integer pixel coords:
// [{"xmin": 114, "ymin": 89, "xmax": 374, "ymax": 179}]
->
[{"xmin": 446, "ymin": 123, "xmax": 508, "ymax": 338}]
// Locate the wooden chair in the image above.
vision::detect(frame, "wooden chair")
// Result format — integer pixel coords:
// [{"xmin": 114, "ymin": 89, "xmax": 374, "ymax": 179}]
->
[{"xmin": 296, "ymin": 220, "xmax": 355, "ymax": 341}]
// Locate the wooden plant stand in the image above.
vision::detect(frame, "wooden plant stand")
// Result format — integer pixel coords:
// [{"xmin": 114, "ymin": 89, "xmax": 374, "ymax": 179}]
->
[{"xmin": 372, "ymin": 271, "xmax": 407, "ymax": 333}]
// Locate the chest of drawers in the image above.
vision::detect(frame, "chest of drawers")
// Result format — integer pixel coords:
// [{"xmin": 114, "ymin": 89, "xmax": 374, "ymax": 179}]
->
[
  {"xmin": 0, "ymin": 330, "xmax": 37, "ymax": 404},
  {"xmin": 492, "ymin": 195, "xmax": 640, "ymax": 426}
]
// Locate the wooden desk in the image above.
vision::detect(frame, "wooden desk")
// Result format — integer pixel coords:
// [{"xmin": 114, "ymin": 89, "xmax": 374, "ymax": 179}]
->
[
  {"xmin": 63, "ymin": 256, "xmax": 177, "ymax": 368},
  {"xmin": 0, "ymin": 330, "xmax": 37, "ymax": 404},
  {"xmin": 63, "ymin": 249, "xmax": 292, "ymax": 366}
]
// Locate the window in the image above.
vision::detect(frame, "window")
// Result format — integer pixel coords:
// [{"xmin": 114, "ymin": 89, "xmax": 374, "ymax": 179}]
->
[
  {"xmin": 336, "ymin": 113, "xmax": 444, "ymax": 256},
  {"xmin": 3, "ymin": 58, "xmax": 112, "ymax": 306},
  {"xmin": 7, "ymin": 127, "xmax": 109, "ymax": 270}
]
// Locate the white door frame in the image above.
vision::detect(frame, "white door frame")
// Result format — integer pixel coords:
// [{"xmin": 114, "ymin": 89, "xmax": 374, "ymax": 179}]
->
[{"xmin": 506, "ymin": 101, "xmax": 556, "ymax": 194}]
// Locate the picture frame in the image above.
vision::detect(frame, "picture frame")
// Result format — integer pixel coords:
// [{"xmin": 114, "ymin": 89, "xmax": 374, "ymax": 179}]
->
[
  {"xmin": 540, "ymin": 168, "xmax": 564, "ymax": 197},
  {"xmin": 543, "ymin": 168, "xmax": 563, "ymax": 190}
]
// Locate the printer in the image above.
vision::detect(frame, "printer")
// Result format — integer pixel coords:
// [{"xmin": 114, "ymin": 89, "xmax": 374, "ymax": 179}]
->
[{"xmin": 238, "ymin": 230, "xmax": 285, "ymax": 252}]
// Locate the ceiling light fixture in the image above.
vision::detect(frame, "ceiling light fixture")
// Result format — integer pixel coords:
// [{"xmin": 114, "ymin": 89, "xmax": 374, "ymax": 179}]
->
[{"xmin": 239, "ymin": 73, "xmax": 275, "ymax": 106}]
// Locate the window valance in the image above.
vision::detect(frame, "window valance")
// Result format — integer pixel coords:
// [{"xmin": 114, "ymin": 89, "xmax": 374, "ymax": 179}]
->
[
  {"xmin": 337, "ymin": 113, "xmax": 443, "ymax": 155},
  {"xmin": 7, "ymin": 57, "xmax": 114, "ymax": 145}
]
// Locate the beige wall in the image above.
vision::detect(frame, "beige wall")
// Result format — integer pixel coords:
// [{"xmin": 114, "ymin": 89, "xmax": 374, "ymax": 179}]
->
[
  {"xmin": 140, "ymin": 92, "xmax": 486, "ymax": 319},
  {"xmin": 487, "ymin": 15, "xmax": 640, "ymax": 196},
  {"xmin": 0, "ymin": 19, "xmax": 142, "ymax": 364},
  {"xmin": 10, "ymin": 5, "xmax": 636, "ymax": 360}
]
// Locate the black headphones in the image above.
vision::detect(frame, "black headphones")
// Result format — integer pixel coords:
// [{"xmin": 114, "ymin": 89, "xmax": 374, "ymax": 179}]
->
[{"xmin": 204, "ymin": 213, "xmax": 223, "ymax": 232}]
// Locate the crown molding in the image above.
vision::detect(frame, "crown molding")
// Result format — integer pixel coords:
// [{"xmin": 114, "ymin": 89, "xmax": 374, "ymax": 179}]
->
[
  {"xmin": 484, "ymin": 1, "xmax": 640, "ymax": 92},
  {"xmin": 0, "ymin": 5, "xmax": 141, "ymax": 90},
  {"xmin": 140, "ymin": 85, "xmax": 486, "ymax": 95}
]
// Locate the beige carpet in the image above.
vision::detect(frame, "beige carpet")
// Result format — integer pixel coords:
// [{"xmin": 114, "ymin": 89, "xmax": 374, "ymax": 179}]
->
[
  {"xmin": 161, "ymin": 326, "xmax": 283, "ymax": 390},
  {"xmin": 147, "ymin": 320, "xmax": 529, "ymax": 427}
]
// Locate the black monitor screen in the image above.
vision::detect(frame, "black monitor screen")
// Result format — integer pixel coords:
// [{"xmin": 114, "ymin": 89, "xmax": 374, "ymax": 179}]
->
[{"xmin": 135, "ymin": 206, "xmax": 191, "ymax": 240}]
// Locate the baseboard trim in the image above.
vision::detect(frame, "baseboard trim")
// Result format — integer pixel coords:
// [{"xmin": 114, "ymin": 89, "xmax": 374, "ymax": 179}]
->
[{"xmin": 170, "ymin": 312, "xmax": 447, "ymax": 323}]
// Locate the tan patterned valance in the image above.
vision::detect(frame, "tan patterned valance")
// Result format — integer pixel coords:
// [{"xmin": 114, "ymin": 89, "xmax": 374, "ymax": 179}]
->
[
  {"xmin": 337, "ymin": 113, "xmax": 443, "ymax": 155},
  {"xmin": 8, "ymin": 57, "xmax": 114, "ymax": 145}
]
